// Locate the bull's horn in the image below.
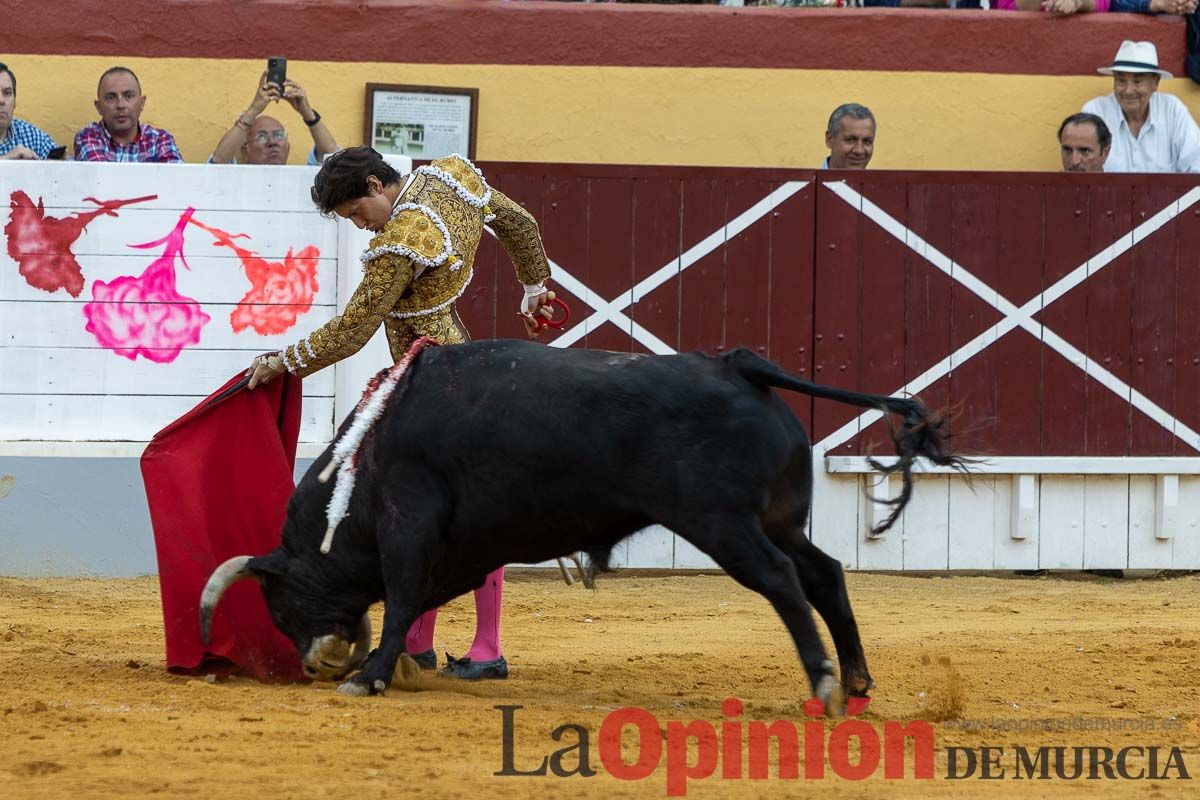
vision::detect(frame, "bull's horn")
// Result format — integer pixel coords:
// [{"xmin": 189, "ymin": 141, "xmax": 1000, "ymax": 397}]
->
[
  {"xmin": 199, "ymin": 555, "xmax": 256, "ymax": 646},
  {"xmin": 348, "ymin": 612, "xmax": 372, "ymax": 669}
]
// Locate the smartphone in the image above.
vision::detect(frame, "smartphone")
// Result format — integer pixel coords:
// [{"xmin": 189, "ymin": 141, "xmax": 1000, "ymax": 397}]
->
[
  {"xmin": 266, "ymin": 56, "xmax": 287, "ymax": 93},
  {"xmin": 46, "ymin": 145, "xmax": 67, "ymax": 160}
]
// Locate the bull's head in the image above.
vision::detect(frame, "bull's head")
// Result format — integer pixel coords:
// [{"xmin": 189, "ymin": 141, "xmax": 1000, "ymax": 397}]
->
[{"xmin": 199, "ymin": 553, "xmax": 373, "ymax": 681}]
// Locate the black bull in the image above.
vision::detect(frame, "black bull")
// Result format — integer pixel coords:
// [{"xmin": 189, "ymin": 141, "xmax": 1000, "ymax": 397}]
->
[{"xmin": 201, "ymin": 340, "xmax": 965, "ymax": 705}]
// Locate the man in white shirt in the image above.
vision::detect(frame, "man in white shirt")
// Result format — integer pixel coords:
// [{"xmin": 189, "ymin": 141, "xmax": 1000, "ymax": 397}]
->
[{"xmin": 1082, "ymin": 40, "xmax": 1200, "ymax": 173}]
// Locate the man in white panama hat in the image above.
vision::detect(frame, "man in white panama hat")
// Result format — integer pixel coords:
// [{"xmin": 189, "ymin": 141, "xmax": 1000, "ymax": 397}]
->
[{"xmin": 1082, "ymin": 40, "xmax": 1200, "ymax": 173}]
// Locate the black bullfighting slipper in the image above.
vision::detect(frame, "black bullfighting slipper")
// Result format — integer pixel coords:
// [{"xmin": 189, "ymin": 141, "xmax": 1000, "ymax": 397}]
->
[
  {"xmin": 440, "ymin": 653, "xmax": 509, "ymax": 680},
  {"xmin": 409, "ymin": 649, "xmax": 437, "ymax": 670}
]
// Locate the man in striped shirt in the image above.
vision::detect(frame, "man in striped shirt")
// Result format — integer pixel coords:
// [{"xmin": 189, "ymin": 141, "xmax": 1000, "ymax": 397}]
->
[
  {"xmin": 0, "ymin": 62, "xmax": 59, "ymax": 160},
  {"xmin": 73, "ymin": 66, "xmax": 182, "ymax": 163}
]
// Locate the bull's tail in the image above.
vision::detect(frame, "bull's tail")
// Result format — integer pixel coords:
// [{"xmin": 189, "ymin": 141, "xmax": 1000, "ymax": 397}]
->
[{"xmin": 726, "ymin": 348, "xmax": 973, "ymax": 534}]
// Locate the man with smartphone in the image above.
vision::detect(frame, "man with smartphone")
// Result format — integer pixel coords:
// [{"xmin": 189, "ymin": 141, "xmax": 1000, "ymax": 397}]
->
[
  {"xmin": 0, "ymin": 62, "xmax": 61, "ymax": 161},
  {"xmin": 209, "ymin": 59, "xmax": 338, "ymax": 166}
]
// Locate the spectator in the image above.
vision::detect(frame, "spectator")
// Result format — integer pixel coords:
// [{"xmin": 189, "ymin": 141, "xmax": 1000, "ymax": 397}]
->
[
  {"xmin": 1111, "ymin": 0, "xmax": 1197, "ymax": 18},
  {"xmin": 0, "ymin": 62, "xmax": 58, "ymax": 160},
  {"xmin": 74, "ymin": 67, "xmax": 182, "ymax": 163},
  {"xmin": 1108, "ymin": 0, "xmax": 1195, "ymax": 17},
  {"xmin": 824, "ymin": 103, "xmax": 875, "ymax": 169},
  {"xmin": 1082, "ymin": 41, "xmax": 1200, "ymax": 173},
  {"xmin": 1004, "ymin": 0, "xmax": 1109, "ymax": 15},
  {"xmin": 210, "ymin": 74, "xmax": 338, "ymax": 165},
  {"xmin": 1058, "ymin": 113, "xmax": 1111, "ymax": 172},
  {"xmin": 1191, "ymin": 12, "xmax": 1200, "ymax": 85}
]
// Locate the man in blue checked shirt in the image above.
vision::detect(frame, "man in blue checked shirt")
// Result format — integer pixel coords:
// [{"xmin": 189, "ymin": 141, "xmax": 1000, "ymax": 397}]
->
[{"xmin": 0, "ymin": 62, "xmax": 59, "ymax": 160}]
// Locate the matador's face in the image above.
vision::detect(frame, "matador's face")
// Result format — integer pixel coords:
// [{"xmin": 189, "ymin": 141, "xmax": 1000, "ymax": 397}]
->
[{"xmin": 334, "ymin": 175, "xmax": 395, "ymax": 234}]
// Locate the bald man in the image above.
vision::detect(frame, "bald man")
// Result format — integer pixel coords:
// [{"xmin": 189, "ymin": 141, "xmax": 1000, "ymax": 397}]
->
[{"xmin": 210, "ymin": 73, "xmax": 337, "ymax": 165}]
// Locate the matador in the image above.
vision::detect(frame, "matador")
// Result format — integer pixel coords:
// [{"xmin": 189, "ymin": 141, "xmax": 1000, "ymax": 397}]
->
[{"xmin": 246, "ymin": 146, "xmax": 556, "ymax": 680}]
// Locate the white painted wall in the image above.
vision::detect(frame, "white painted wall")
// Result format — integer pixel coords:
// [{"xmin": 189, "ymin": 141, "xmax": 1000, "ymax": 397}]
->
[{"xmin": 0, "ymin": 160, "xmax": 405, "ymax": 448}]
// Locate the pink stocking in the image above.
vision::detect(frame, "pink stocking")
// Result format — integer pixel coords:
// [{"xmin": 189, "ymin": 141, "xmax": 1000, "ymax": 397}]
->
[
  {"xmin": 465, "ymin": 566, "xmax": 504, "ymax": 662},
  {"xmin": 405, "ymin": 609, "xmax": 438, "ymax": 654}
]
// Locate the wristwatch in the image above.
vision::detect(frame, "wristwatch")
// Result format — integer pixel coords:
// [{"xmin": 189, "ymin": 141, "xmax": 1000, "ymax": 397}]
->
[{"xmin": 304, "ymin": 110, "xmax": 321, "ymax": 128}]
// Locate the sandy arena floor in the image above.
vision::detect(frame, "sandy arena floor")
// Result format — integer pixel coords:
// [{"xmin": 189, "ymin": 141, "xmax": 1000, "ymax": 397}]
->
[{"xmin": 1, "ymin": 570, "xmax": 1198, "ymax": 799}]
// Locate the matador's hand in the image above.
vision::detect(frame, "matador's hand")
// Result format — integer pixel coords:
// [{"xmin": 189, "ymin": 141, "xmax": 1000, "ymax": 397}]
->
[
  {"xmin": 520, "ymin": 290, "xmax": 557, "ymax": 340},
  {"xmin": 246, "ymin": 352, "xmax": 286, "ymax": 389}
]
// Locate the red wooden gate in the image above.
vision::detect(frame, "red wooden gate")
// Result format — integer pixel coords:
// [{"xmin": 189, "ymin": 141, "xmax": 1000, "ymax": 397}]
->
[{"xmin": 463, "ymin": 164, "xmax": 1200, "ymax": 461}]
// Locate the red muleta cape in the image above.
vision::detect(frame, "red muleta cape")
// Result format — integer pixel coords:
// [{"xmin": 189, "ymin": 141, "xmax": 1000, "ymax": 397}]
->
[{"xmin": 140, "ymin": 373, "xmax": 307, "ymax": 683}]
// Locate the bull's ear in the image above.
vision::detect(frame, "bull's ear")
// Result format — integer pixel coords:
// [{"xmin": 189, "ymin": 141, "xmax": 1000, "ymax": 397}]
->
[{"xmin": 246, "ymin": 551, "xmax": 288, "ymax": 578}]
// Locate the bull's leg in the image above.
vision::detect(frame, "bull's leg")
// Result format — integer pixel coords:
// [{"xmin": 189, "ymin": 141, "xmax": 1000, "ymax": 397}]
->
[
  {"xmin": 337, "ymin": 503, "xmax": 445, "ymax": 697},
  {"xmin": 337, "ymin": 597, "xmax": 422, "ymax": 696},
  {"xmin": 676, "ymin": 513, "xmax": 841, "ymax": 711},
  {"xmin": 777, "ymin": 534, "xmax": 873, "ymax": 698}
]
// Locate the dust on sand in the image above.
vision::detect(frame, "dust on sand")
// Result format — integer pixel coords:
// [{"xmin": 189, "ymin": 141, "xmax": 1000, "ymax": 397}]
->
[{"xmin": 1, "ymin": 571, "xmax": 1198, "ymax": 798}]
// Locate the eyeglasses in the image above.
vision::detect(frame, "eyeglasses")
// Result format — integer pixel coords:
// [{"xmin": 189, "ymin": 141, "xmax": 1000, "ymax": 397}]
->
[{"xmin": 251, "ymin": 130, "xmax": 288, "ymax": 143}]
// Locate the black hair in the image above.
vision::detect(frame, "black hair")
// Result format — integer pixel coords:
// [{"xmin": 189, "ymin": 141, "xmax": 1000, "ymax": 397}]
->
[
  {"xmin": 97, "ymin": 66, "xmax": 141, "ymax": 94},
  {"xmin": 0, "ymin": 62, "xmax": 14, "ymax": 96},
  {"xmin": 310, "ymin": 147, "xmax": 403, "ymax": 216},
  {"xmin": 1058, "ymin": 112, "xmax": 1112, "ymax": 149}
]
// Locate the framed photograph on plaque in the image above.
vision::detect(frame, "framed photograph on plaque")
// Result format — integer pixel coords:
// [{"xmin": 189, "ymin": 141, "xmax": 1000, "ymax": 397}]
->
[{"xmin": 364, "ymin": 83, "xmax": 478, "ymax": 160}]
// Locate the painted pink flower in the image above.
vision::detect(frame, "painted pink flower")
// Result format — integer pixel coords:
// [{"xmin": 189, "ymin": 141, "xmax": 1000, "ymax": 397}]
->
[{"xmin": 84, "ymin": 208, "xmax": 211, "ymax": 363}]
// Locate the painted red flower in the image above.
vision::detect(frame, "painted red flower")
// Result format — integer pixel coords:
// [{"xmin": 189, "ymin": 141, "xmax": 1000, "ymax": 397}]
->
[
  {"xmin": 5, "ymin": 192, "xmax": 156, "ymax": 297},
  {"xmin": 188, "ymin": 218, "xmax": 320, "ymax": 336}
]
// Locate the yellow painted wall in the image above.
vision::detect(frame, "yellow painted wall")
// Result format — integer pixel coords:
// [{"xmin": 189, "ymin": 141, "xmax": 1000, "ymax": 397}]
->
[{"xmin": 7, "ymin": 54, "xmax": 1200, "ymax": 171}]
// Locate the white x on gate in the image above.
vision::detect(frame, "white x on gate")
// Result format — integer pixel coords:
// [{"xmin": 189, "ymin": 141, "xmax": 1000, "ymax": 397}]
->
[
  {"xmin": 814, "ymin": 181, "xmax": 1200, "ymax": 458},
  {"xmin": 494, "ymin": 177, "xmax": 1199, "ymax": 458},
  {"xmin": 537, "ymin": 182, "xmax": 809, "ymax": 354}
]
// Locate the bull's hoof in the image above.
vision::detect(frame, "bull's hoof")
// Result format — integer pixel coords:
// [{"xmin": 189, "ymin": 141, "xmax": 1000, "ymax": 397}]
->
[
  {"xmin": 439, "ymin": 654, "xmax": 509, "ymax": 681},
  {"xmin": 336, "ymin": 677, "xmax": 388, "ymax": 696}
]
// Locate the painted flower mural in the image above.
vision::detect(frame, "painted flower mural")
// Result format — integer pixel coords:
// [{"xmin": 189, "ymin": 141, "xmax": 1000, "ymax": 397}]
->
[
  {"xmin": 188, "ymin": 218, "xmax": 319, "ymax": 335},
  {"xmin": 83, "ymin": 208, "xmax": 211, "ymax": 363},
  {"xmin": 4, "ymin": 192, "xmax": 156, "ymax": 297}
]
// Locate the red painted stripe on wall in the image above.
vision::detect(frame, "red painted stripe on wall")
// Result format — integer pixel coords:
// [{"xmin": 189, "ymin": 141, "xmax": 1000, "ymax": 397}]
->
[{"xmin": 0, "ymin": 1, "xmax": 1187, "ymax": 78}]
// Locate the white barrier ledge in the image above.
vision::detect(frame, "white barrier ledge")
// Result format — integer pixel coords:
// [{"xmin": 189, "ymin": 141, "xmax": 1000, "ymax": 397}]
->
[
  {"xmin": 825, "ymin": 456, "xmax": 1200, "ymax": 475},
  {"xmin": 828, "ymin": 456, "xmax": 1191, "ymax": 543},
  {"xmin": 1, "ymin": 441, "xmax": 329, "ymax": 459}
]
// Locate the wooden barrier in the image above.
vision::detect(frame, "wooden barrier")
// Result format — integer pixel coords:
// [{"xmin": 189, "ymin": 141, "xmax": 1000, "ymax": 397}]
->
[{"xmin": 4, "ymin": 161, "xmax": 1198, "ymax": 569}]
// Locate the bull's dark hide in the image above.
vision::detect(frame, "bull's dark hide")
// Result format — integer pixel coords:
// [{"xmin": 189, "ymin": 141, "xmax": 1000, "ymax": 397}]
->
[{"xmin": 203, "ymin": 340, "xmax": 966, "ymax": 704}]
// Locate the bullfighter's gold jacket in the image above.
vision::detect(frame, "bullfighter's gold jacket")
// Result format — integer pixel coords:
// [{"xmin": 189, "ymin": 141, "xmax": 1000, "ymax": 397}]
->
[{"xmin": 279, "ymin": 154, "xmax": 550, "ymax": 377}]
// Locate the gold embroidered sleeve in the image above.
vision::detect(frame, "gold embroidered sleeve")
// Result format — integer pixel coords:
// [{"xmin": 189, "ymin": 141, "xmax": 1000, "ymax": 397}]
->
[
  {"xmin": 489, "ymin": 187, "xmax": 551, "ymax": 286},
  {"xmin": 281, "ymin": 253, "xmax": 415, "ymax": 378}
]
